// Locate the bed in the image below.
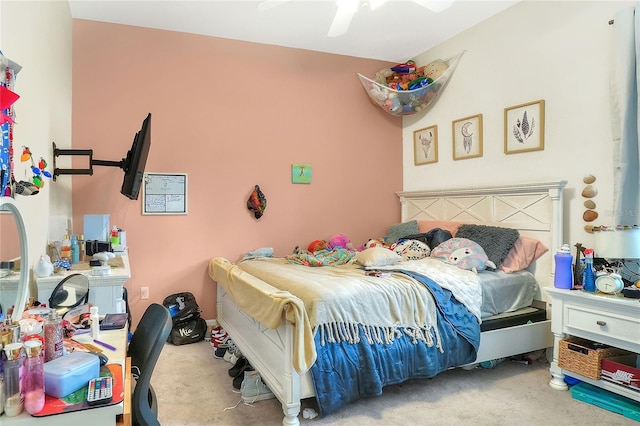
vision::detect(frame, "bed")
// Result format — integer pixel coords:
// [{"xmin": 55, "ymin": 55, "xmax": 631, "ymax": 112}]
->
[{"xmin": 208, "ymin": 181, "xmax": 567, "ymax": 425}]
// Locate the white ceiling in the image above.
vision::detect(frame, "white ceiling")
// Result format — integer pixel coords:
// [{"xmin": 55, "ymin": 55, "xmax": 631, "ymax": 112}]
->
[{"xmin": 68, "ymin": 0, "xmax": 519, "ymax": 62}]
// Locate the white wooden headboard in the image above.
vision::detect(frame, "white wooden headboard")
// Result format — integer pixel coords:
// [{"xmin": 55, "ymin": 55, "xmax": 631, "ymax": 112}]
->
[{"xmin": 397, "ymin": 181, "xmax": 567, "ymax": 298}]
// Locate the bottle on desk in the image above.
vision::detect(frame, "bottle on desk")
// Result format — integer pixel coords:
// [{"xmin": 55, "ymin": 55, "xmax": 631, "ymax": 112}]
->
[
  {"xmin": 43, "ymin": 310, "xmax": 63, "ymax": 363},
  {"xmin": 23, "ymin": 340, "xmax": 45, "ymax": 415},
  {"xmin": 3, "ymin": 342, "xmax": 24, "ymax": 417},
  {"xmin": 60, "ymin": 234, "xmax": 71, "ymax": 261},
  {"xmin": 71, "ymin": 234, "xmax": 80, "ymax": 264},
  {"xmin": 91, "ymin": 306, "xmax": 100, "ymax": 340}
]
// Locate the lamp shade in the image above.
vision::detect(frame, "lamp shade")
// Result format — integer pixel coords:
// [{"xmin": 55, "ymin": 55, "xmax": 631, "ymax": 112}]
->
[{"xmin": 594, "ymin": 228, "xmax": 640, "ymax": 259}]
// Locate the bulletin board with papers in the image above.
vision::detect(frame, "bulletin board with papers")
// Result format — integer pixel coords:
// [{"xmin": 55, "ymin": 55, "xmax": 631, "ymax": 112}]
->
[{"xmin": 142, "ymin": 173, "xmax": 187, "ymax": 215}]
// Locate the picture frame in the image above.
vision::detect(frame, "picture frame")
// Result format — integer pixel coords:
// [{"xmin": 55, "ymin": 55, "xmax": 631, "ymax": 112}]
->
[
  {"xmin": 504, "ymin": 99, "xmax": 545, "ymax": 154},
  {"xmin": 291, "ymin": 163, "xmax": 312, "ymax": 184},
  {"xmin": 452, "ymin": 114, "xmax": 483, "ymax": 160},
  {"xmin": 413, "ymin": 125, "xmax": 438, "ymax": 165}
]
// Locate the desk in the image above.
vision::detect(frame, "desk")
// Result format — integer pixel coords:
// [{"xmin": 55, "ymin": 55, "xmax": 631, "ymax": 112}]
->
[
  {"xmin": 36, "ymin": 254, "xmax": 131, "ymax": 314},
  {"xmin": 2, "ymin": 327, "xmax": 130, "ymax": 425}
]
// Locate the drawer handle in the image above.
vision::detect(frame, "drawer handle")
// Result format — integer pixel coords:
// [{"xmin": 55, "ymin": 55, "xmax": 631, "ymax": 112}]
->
[{"xmin": 596, "ymin": 320, "xmax": 606, "ymax": 326}]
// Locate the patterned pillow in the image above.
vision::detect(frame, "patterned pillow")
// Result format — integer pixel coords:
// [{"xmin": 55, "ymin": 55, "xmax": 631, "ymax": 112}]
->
[
  {"xmin": 455, "ymin": 224, "xmax": 520, "ymax": 268},
  {"xmin": 392, "ymin": 239, "xmax": 431, "ymax": 261},
  {"xmin": 430, "ymin": 238, "xmax": 495, "ymax": 271}
]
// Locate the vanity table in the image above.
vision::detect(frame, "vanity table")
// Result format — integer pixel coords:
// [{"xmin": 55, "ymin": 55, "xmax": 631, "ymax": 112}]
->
[
  {"xmin": 546, "ymin": 287, "xmax": 640, "ymax": 402},
  {"xmin": 36, "ymin": 254, "xmax": 131, "ymax": 314}
]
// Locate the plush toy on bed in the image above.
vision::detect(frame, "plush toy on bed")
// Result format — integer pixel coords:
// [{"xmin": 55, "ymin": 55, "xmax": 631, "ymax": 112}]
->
[
  {"xmin": 308, "ymin": 239, "xmax": 328, "ymax": 253},
  {"xmin": 328, "ymin": 234, "xmax": 354, "ymax": 251},
  {"xmin": 430, "ymin": 237, "xmax": 496, "ymax": 273}
]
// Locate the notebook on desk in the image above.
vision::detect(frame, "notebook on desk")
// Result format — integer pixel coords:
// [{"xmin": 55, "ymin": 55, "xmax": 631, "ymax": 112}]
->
[{"xmin": 100, "ymin": 313, "xmax": 128, "ymax": 330}]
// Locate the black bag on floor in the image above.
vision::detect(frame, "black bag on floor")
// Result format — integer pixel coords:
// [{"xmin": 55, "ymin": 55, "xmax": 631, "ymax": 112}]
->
[
  {"xmin": 168, "ymin": 316, "xmax": 207, "ymax": 345},
  {"xmin": 162, "ymin": 292, "xmax": 200, "ymax": 324}
]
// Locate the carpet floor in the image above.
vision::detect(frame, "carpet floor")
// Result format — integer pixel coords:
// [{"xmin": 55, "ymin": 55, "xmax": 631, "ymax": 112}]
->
[{"xmin": 152, "ymin": 341, "xmax": 639, "ymax": 426}]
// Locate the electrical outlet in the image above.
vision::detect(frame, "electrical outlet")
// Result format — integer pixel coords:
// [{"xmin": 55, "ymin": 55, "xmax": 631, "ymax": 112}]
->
[{"xmin": 141, "ymin": 286, "xmax": 149, "ymax": 299}]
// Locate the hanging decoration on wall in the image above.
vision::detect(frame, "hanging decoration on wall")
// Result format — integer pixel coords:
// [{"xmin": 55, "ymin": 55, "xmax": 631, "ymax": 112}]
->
[
  {"xmin": 19, "ymin": 146, "xmax": 52, "ymax": 192},
  {"xmin": 1, "ymin": 51, "xmax": 22, "ymax": 197},
  {"xmin": 247, "ymin": 185, "xmax": 267, "ymax": 219},
  {"xmin": 357, "ymin": 51, "xmax": 464, "ymax": 116}
]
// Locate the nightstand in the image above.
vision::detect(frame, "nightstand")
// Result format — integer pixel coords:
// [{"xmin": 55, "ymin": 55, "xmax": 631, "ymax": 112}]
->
[{"xmin": 545, "ymin": 287, "xmax": 640, "ymax": 402}]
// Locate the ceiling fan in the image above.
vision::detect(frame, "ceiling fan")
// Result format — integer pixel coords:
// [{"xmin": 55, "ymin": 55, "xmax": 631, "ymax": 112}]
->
[{"xmin": 257, "ymin": 0, "xmax": 454, "ymax": 37}]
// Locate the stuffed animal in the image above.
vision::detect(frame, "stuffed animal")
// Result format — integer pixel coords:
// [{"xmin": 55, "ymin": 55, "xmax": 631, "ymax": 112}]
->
[
  {"xmin": 430, "ymin": 238, "xmax": 496, "ymax": 272},
  {"xmin": 308, "ymin": 240, "xmax": 328, "ymax": 253},
  {"xmin": 423, "ymin": 60, "xmax": 448, "ymax": 81},
  {"xmin": 328, "ymin": 234, "xmax": 353, "ymax": 251}
]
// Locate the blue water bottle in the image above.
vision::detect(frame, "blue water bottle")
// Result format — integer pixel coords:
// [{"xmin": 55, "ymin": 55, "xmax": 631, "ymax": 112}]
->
[
  {"xmin": 582, "ymin": 249, "xmax": 596, "ymax": 292},
  {"xmin": 554, "ymin": 244, "xmax": 573, "ymax": 289}
]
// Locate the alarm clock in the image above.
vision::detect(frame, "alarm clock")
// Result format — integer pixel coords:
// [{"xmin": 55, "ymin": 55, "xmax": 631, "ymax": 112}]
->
[{"xmin": 595, "ymin": 271, "xmax": 624, "ymax": 294}]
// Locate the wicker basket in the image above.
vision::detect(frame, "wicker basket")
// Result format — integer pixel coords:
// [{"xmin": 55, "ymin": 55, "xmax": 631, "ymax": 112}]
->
[{"xmin": 558, "ymin": 336, "xmax": 629, "ymax": 380}]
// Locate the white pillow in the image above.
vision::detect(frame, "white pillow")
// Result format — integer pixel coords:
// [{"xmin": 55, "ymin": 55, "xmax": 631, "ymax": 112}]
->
[{"xmin": 355, "ymin": 247, "xmax": 402, "ymax": 267}]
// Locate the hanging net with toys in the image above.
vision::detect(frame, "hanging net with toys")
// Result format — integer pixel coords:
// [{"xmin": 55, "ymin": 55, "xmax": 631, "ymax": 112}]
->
[{"xmin": 357, "ymin": 51, "xmax": 464, "ymax": 117}]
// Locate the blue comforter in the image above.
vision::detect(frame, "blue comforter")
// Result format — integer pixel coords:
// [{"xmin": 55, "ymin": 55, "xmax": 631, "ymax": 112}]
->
[{"xmin": 309, "ymin": 270, "xmax": 480, "ymax": 416}]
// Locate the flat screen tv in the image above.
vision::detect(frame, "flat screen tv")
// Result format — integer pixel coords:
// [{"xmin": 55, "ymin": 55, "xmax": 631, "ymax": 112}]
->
[
  {"xmin": 120, "ymin": 113, "xmax": 151, "ymax": 200},
  {"xmin": 52, "ymin": 113, "xmax": 152, "ymax": 200}
]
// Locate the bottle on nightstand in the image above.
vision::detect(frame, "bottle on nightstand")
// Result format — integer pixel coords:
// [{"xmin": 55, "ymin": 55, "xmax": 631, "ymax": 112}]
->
[{"xmin": 582, "ymin": 249, "xmax": 596, "ymax": 292}]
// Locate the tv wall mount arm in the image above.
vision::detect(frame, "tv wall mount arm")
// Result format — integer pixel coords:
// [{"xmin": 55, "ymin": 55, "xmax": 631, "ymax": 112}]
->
[{"xmin": 52, "ymin": 142, "xmax": 125, "ymax": 181}]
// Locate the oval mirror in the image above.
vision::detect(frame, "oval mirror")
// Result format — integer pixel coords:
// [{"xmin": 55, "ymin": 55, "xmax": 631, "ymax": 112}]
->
[{"xmin": 0, "ymin": 197, "xmax": 30, "ymax": 321}]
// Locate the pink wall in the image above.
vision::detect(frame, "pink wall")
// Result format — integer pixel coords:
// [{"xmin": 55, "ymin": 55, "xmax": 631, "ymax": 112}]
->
[{"xmin": 71, "ymin": 20, "xmax": 402, "ymax": 326}]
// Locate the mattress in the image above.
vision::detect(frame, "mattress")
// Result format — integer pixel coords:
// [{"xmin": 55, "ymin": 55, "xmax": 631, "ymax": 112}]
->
[{"xmin": 478, "ymin": 270, "xmax": 537, "ymax": 319}]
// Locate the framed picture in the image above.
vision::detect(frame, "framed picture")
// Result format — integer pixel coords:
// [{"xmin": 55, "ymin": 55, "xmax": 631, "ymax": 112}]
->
[
  {"xmin": 413, "ymin": 125, "xmax": 438, "ymax": 165},
  {"xmin": 504, "ymin": 99, "xmax": 545, "ymax": 154},
  {"xmin": 452, "ymin": 114, "xmax": 483, "ymax": 160},
  {"xmin": 291, "ymin": 163, "xmax": 312, "ymax": 184}
]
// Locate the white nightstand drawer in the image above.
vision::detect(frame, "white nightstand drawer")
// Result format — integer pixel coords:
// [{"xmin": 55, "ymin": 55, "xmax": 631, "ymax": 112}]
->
[{"xmin": 565, "ymin": 304, "xmax": 640, "ymax": 345}]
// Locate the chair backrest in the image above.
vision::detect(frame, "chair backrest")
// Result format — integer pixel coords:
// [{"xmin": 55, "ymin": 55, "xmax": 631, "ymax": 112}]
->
[
  {"xmin": 48, "ymin": 274, "xmax": 90, "ymax": 315},
  {"xmin": 128, "ymin": 303, "xmax": 172, "ymax": 426}
]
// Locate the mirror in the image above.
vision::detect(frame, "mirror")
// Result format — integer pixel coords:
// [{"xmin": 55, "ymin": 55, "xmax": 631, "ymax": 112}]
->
[
  {"xmin": 48, "ymin": 273, "xmax": 90, "ymax": 316},
  {"xmin": 0, "ymin": 197, "xmax": 29, "ymax": 321}
]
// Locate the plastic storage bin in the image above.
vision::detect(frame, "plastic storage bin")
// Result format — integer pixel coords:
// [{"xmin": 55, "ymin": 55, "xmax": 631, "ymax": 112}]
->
[{"xmin": 43, "ymin": 352, "xmax": 100, "ymax": 398}]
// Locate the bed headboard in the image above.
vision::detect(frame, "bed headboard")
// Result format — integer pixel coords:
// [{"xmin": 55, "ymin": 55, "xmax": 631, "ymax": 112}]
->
[{"xmin": 397, "ymin": 181, "xmax": 567, "ymax": 300}]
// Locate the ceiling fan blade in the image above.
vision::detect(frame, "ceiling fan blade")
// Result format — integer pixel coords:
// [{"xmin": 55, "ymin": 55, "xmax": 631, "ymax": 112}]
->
[
  {"xmin": 256, "ymin": 0, "xmax": 293, "ymax": 11},
  {"xmin": 411, "ymin": 0, "xmax": 454, "ymax": 13},
  {"xmin": 327, "ymin": 0, "xmax": 359, "ymax": 37}
]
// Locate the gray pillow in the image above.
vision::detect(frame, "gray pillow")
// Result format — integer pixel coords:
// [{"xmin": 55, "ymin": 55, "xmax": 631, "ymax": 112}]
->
[
  {"xmin": 386, "ymin": 220, "xmax": 419, "ymax": 243},
  {"xmin": 455, "ymin": 224, "xmax": 520, "ymax": 268}
]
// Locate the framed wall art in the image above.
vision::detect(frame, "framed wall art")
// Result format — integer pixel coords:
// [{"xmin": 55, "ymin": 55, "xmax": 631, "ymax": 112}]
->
[
  {"xmin": 452, "ymin": 114, "xmax": 483, "ymax": 160},
  {"xmin": 504, "ymin": 99, "xmax": 545, "ymax": 154},
  {"xmin": 291, "ymin": 163, "xmax": 312, "ymax": 184},
  {"xmin": 413, "ymin": 125, "xmax": 438, "ymax": 165}
]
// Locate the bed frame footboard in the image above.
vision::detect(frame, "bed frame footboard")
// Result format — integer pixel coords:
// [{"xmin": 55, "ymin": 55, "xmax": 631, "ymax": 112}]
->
[{"xmin": 217, "ymin": 284, "xmax": 313, "ymax": 426}]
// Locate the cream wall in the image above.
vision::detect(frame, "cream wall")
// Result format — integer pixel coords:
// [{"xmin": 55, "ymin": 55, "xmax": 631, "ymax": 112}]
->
[
  {"xmin": 403, "ymin": 0, "xmax": 634, "ymax": 253},
  {"xmin": 1, "ymin": 1, "xmax": 72, "ymax": 287}
]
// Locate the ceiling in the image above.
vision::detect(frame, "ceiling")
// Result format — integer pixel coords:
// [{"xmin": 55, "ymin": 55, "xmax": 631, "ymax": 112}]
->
[{"xmin": 68, "ymin": 0, "xmax": 519, "ymax": 62}]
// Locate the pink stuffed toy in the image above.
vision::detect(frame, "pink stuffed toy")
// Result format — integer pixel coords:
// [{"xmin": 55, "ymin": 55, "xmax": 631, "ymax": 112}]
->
[
  {"xmin": 328, "ymin": 234, "xmax": 353, "ymax": 251},
  {"xmin": 430, "ymin": 238, "xmax": 496, "ymax": 272}
]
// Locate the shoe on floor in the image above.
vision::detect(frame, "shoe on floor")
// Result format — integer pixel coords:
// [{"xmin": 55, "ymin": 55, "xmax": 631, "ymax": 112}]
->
[
  {"xmin": 233, "ymin": 365, "xmax": 254, "ymax": 390},
  {"xmin": 241, "ymin": 370, "xmax": 274, "ymax": 404},
  {"xmin": 213, "ymin": 345, "xmax": 228, "ymax": 359},
  {"xmin": 228, "ymin": 357, "xmax": 250, "ymax": 378}
]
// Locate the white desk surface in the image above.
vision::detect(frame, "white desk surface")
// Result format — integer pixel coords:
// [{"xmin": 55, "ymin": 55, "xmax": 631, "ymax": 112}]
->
[{"xmin": 2, "ymin": 327, "xmax": 128, "ymax": 425}]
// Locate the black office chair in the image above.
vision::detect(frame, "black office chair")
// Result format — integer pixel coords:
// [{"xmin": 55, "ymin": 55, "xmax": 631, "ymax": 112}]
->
[
  {"xmin": 128, "ymin": 303, "xmax": 172, "ymax": 426},
  {"xmin": 48, "ymin": 274, "xmax": 90, "ymax": 315}
]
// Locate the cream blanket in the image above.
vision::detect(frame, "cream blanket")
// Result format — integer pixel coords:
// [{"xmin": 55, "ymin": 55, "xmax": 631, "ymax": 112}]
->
[{"xmin": 209, "ymin": 256, "xmax": 482, "ymax": 375}]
